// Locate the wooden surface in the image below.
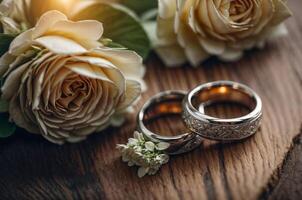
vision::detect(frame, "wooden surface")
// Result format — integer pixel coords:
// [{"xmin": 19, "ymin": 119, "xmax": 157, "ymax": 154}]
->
[{"xmin": 0, "ymin": 0, "xmax": 302, "ymax": 199}]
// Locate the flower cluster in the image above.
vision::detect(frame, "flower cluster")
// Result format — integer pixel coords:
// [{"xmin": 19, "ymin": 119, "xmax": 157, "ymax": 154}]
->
[{"xmin": 117, "ymin": 131, "xmax": 170, "ymax": 177}]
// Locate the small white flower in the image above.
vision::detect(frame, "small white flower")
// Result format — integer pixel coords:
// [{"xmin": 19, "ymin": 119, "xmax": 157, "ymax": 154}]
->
[
  {"xmin": 134, "ymin": 146, "xmax": 142, "ymax": 152},
  {"xmin": 133, "ymin": 131, "xmax": 145, "ymax": 141},
  {"xmin": 145, "ymin": 141, "xmax": 155, "ymax": 151},
  {"xmin": 138, "ymin": 167, "xmax": 149, "ymax": 178},
  {"xmin": 128, "ymin": 138, "xmax": 139, "ymax": 146},
  {"xmin": 117, "ymin": 131, "xmax": 170, "ymax": 178},
  {"xmin": 156, "ymin": 142, "xmax": 170, "ymax": 151},
  {"xmin": 158, "ymin": 154, "xmax": 169, "ymax": 164}
]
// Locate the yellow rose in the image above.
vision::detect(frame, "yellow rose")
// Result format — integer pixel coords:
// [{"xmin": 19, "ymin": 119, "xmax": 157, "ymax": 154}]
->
[
  {"xmin": 0, "ymin": 11, "xmax": 145, "ymax": 144},
  {"xmin": 156, "ymin": 0, "xmax": 292, "ymax": 66}
]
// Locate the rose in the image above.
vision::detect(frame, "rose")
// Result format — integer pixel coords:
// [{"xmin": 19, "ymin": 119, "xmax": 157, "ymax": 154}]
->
[
  {"xmin": 0, "ymin": 11, "xmax": 145, "ymax": 144},
  {"xmin": 0, "ymin": 0, "xmax": 81, "ymax": 34},
  {"xmin": 156, "ymin": 0, "xmax": 292, "ymax": 66},
  {"xmin": 0, "ymin": 0, "xmax": 19, "ymax": 33}
]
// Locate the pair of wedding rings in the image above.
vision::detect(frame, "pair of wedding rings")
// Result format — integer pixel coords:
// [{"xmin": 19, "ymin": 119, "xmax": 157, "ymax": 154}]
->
[{"xmin": 137, "ymin": 81, "xmax": 262, "ymax": 155}]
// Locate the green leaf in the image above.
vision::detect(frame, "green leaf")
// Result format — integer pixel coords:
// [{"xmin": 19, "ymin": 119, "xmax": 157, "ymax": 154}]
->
[
  {"xmin": 0, "ymin": 113, "xmax": 16, "ymax": 138},
  {"xmin": 120, "ymin": 0, "xmax": 158, "ymax": 16},
  {"xmin": 0, "ymin": 98, "xmax": 8, "ymax": 112},
  {"xmin": 0, "ymin": 78, "xmax": 7, "ymax": 112},
  {"xmin": 0, "ymin": 33, "xmax": 15, "ymax": 56},
  {"xmin": 73, "ymin": 2, "xmax": 151, "ymax": 59}
]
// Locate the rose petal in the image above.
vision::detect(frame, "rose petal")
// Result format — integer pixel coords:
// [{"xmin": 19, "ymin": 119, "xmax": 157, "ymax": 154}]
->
[
  {"xmin": 219, "ymin": 48, "xmax": 243, "ymax": 62},
  {"xmin": 0, "ymin": 53, "xmax": 15, "ymax": 77},
  {"xmin": 8, "ymin": 95, "xmax": 39, "ymax": 134},
  {"xmin": 270, "ymin": 0, "xmax": 292, "ymax": 26},
  {"xmin": 117, "ymin": 80, "xmax": 141, "ymax": 110},
  {"xmin": 89, "ymin": 49, "xmax": 145, "ymax": 91},
  {"xmin": 92, "ymin": 48, "xmax": 144, "ymax": 79},
  {"xmin": 9, "ymin": 29, "xmax": 34, "ymax": 56},
  {"xmin": 158, "ymin": 0, "xmax": 176, "ymax": 19},
  {"xmin": 155, "ymin": 43, "xmax": 187, "ymax": 67},
  {"xmin": 32, "ymin": 10, "xmax": 68, "ymax": 38},
  {"xmin": 65, "ymin": 62, "xmax": 111, "ymax": 81},
  {"xmin": 34, "ymin": 35, "xmax": 88, "ymax": 54},
  {"xmin": 50, "ymin": 19, "xmax": 103, "ymax": 44},
  {"xmin": 70, "ymin": 55, "xmax": 126, "ymax": 94},
  {"xmin": 1, "ymin": 62, "xmax": 29, "ymax": 100},
  {"xmin": 199, "ymin": 37, "xmax": 225, "ymax": 55}
]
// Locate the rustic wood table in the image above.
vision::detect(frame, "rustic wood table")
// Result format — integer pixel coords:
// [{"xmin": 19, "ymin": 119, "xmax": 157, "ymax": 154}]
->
[{"xmin": 0, "ymin": 1, "xmax": 302, "ymax": 200}]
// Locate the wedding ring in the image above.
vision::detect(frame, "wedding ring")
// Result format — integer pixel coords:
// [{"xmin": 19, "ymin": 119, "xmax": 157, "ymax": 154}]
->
[
  {"xmin": 182, "ymin": 81, "xmax": 262, "ymax": 141},
  {"xmin": 137, "ymin": 91, "xmax": 203, "ymax": 155}
]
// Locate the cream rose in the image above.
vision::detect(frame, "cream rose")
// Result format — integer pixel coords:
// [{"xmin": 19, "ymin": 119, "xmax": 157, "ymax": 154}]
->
[
  {"xmin": 0, "ymin": 0, "xmax": 80, "ymax": 34},
  {"xmin": 156, "ymin": 0, "xmax": 292, "ymax": 66},
  {"xmin": 0, "ymin": 0, "xmax": 18, "ymax": 33},
  {"xmin": 0, "ymin": 11, "xmax": 145, "ymax": 144}
]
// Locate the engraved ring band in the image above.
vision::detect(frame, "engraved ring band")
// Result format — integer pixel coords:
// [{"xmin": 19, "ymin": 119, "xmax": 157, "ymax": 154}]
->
[{"xmin": 182, "ymin": 81, "xmax": 263, "ymax": 141}]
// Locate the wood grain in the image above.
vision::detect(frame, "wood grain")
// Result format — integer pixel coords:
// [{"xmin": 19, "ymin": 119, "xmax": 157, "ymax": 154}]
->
[
  {"xmin": 0, "ymin": 0, "xmax": 302, "ymax": 199},
  {"xmin": 260, "ymin": 128, "xmax": 302, "ymax": 200}
]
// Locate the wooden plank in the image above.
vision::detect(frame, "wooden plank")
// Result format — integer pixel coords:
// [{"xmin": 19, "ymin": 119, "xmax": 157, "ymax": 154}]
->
[
  {"xmin": 0, "ymin": 0, "xmax": 302, "ymax": 199},
  {"xmin": 260, "ymin": 129, "xmax": 302, "ymax": 200}
]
